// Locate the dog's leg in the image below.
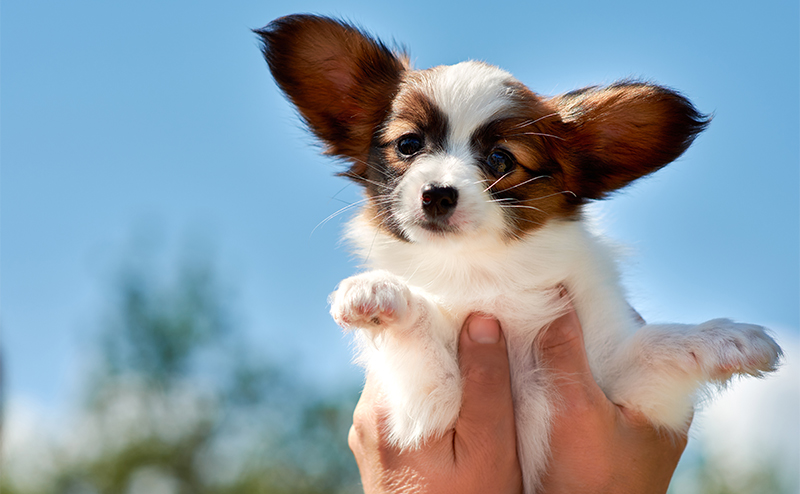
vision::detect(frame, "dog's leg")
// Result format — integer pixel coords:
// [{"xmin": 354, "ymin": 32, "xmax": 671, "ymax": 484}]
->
[
  {"xmin": 604, "ymin": 319, "xmax": 782, "ymax": 431},
  {"xmin": 330, "ymin": 269, "xmax": 462, "ymax": 448}
]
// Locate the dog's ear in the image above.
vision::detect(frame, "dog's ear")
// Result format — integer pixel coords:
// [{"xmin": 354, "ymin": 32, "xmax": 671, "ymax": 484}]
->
[
  {"xmin": 255, "ymin": 15, "xmax": 407, "ymax": 180},
  {"xmin": 550, "ymin": 82, "xmax": 710, "ymax": 199}
]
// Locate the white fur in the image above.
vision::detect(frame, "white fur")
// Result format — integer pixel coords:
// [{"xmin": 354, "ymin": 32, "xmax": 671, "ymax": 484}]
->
[
  {"xmin": 424, "ymin": 62, "xmax": 517, "ymax": 144},
  {"xmin": 328, "ymin": 61, "xmax": 782, "ymax": 493}
]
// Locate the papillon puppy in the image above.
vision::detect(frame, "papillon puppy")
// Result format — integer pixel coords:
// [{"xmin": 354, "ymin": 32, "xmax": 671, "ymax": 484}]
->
[{"xmin": 256, "ymin": 15, "xmax": 782, "ymax": 492}]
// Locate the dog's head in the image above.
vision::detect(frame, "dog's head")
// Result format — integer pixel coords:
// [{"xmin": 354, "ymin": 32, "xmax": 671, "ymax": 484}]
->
[{"xmin": 257, "ymin": 15, "xmax": 708, "ymax": 244}]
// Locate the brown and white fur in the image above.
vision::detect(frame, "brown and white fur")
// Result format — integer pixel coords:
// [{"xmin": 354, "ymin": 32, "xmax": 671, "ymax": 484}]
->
[{"xmin": 256, "ymin": 15, "xmax": 783, "ymax": 493}]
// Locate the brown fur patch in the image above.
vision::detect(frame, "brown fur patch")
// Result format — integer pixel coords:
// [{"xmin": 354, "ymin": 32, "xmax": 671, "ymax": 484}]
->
[
  {"xmin": 382, "ymin": 90, "xmax": 448, "ymax": 149},
  {"xmin": 468, "ymin": 87, "xmax": 582, "ymax": 236}
]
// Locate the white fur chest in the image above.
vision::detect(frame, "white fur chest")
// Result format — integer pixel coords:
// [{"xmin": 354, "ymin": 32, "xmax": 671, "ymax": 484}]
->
[{"xmin": 347, "ymin": 215, "xmax": 629, "ymax": 341}]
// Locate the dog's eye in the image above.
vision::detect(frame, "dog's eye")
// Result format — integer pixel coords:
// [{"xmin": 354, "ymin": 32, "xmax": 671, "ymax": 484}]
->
[
  {"xmin": 397, "ymin": 135, "xmax": 423, "ymax": 157},
  {"xmin": 487, "ymin": 149, "xmax": 515, "ymax": 175}
]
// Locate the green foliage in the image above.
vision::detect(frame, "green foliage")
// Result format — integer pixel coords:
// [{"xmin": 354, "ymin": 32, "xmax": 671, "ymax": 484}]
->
[
  {"xmin": 668, "ymin": 449, "xmax": 793, "ymax": 494},
  {"xmin": 3, "ymin": 247, "xmax": 360, "ymax": 494},
  {"xmin": 98, "ymin": 254, "xmax": 230, "ymax": 384}
]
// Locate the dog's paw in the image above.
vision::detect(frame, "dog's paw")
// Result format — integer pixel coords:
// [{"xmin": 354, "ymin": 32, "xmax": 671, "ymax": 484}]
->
[
  {"xmin": 329, "ymin": 271, "xmax": 416, "ymax": 333},
  {"xmin": 692, "ymin": 319, "xmax": 783, "ymax": 380}
]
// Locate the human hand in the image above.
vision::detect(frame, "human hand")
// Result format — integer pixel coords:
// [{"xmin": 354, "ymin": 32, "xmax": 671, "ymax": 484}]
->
[
  {"xmin": 538, "ymin": 297, "xmax": 688, "ymax": 493},
  {"xmin": 348, "ymin": 299, "xmax": 689, "ymax": 494},
  {"xmin": 348, "ymin": 314, "xmax": 523, "ymax": 494}
]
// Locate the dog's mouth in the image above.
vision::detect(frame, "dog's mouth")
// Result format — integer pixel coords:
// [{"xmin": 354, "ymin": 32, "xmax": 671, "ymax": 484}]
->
[{"xmin": 418, "ymin": 219, "xmax": 458, "ymax": 235}]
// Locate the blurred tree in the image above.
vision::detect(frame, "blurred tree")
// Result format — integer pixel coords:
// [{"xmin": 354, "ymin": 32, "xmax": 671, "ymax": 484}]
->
[
  {"xmin": 668, "ymin": 449, "xmax": 791, "ymax": 494},
  {"xmin": 2, "ymin": 245, "xmax": 360, "ymax": 494}
]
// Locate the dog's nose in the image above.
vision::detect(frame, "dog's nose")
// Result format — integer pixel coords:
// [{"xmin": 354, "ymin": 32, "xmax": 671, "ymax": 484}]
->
[{"xmin": 421, "ymin": 184, "xmax": 458, "ymax": 219}]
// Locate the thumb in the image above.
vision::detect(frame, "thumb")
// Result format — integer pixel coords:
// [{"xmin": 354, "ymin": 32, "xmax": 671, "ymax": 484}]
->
[{"xmin": 455, "ymin": 314, "xmax": 516, "ymax": 445}]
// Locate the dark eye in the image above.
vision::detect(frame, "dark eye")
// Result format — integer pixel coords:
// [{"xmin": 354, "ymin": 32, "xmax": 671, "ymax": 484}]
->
[
  {"xmin": 397, "ymin": 134, "xmax": 423, "ymax": 157},
  {"xmin": 486, "ymin": 149, "xmax": 515, "ymax": 175}
]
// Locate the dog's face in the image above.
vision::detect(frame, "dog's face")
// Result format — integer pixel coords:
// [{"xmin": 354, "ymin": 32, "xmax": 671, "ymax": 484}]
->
[
  {"xmin": 257, "ymin": 15, "xmax": 708, "ymax": 244},
  {"xmin": 374, "ymin": 61, "xmax": 571, "ymax": 243}
]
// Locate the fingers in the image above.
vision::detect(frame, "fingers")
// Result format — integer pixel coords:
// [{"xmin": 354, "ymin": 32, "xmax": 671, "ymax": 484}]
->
[
  {"xmin": 537, "ymin": 294, "xmax": 607, "ymax": 407},
  {"xmin": 455, "ymin": 315, "xmax": 518, "ymax": 457},
  {"xmin": 537, "ymin": 295, "xmax": 589, "ymax": 374},
  {"xmin": 350, "ymin": 374, "xmax": 391, "ymax": 462},
  {"xmin": 349, "ymin": 376, "xmax": 375, "ymax": 457},
  {"xmin": 452, "ymin": 314, "xmax": 522, "ymax": 490},
  {"xmin": 350, "ymin": 373, "xmax": 406, "ymax": 492}
]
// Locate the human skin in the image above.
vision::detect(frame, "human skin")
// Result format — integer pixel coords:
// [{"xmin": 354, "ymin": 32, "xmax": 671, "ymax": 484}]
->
[{"xmin": 348, "ymin": 297, "xmax": 688, "ymax": 494}]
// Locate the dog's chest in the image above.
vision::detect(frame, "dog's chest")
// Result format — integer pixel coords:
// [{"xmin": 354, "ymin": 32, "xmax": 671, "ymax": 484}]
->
[
  {"xmin": 395, "ymin": 256, "xmax": 567, "ymax": 337},
  {"xmin": 357, "ymin": 219, "xmax": 619, "ymax": 338}
]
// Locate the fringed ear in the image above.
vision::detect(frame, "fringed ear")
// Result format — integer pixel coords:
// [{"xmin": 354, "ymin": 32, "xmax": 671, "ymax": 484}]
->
[
  {"xmin": 551, "ymin": 81, "xmax": 710, "ymax": 199},
  {"xmin": 255, "ymin": 15, "xmax": 407, "ymax": 181}
]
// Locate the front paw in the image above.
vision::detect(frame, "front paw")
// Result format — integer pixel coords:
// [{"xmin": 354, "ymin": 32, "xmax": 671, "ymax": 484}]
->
[
  {"xmin": 330, "ymin": 271, "xmax": 415, "ymax": 333},
  {"xmin": 693, "ymin": 319, "xmax": 783, "ymax": 380}
]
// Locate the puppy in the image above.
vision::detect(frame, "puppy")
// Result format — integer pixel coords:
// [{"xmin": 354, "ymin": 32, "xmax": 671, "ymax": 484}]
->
[{"xmin": 256, "ymin": 15, "xmax": 782, "ymax": 492}]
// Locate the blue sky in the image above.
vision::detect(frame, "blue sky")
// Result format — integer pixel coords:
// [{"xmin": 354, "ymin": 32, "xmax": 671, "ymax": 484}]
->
[{"xmin": 2, "ymin": 0, "xmax": 798, "ymax": 422}]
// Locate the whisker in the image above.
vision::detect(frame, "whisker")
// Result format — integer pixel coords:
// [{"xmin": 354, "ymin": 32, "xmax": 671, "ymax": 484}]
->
[
  {"xmin": 404, "ymin": 260, "xmax": 424, "ymax": 285},
  {"xmin": 364, "ymin": 226, "xmax": 381, "ymax": 264},
  {"xmin": 311, "ymin": 198, "xmax": 372, "ymax": 236},
  {"xmin": 363, "ymin": 208, "xmax": 398, "ymax": 263},
  {"xmin": 504, "ymin": 132, "xmax": 565, "ymax": 141},
  {"xmin": 342, "ymin": 173, "xmax": 393, "ymax": 192},
  {"xmin": 340, "ymin": 158, "xmax": 395, "ymax": 191},
  {"xmin": 312, "ymin": 193, "xmax": 397, "ymax": 236},
  {"xmin": 506, "ymin": 113, "xmax": 560, "ymax": 131},
  {"xmin": 329, "ymin": 182, "xmax": 354, "ymax": 204},
  {"xmin": 510, "ymin": 216, "xmax": 545, "ymax": 226},
  {"xmin": 483, "ymin": 171, "xmax": 516, "ymax": 192},
  {"xmin": 512, "ymin": 190, "xmax": 578, "ymax": 202},
  {"xmin": 501, "ymin": 209, "xmax": 547, "ymax": 232},
  {"xmin": 497, "ymin": 204, "xmax": 545, "ymax": 213},
  {"xmin": 350, "ymin": 156, "xmax": 387, "ymax": 176},
  {"xmin": 499, "ymin": 175, "xmax": 552, "ymax": 193}
]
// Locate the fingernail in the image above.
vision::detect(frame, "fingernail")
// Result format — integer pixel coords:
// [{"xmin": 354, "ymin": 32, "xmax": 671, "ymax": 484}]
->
[{"xmin": 468, "ymin": 315, "xmax": 500, "ymax": 344}]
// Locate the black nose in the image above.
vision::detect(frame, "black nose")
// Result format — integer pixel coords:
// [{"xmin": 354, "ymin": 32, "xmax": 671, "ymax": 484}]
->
[{"xmin": 421, "ymin": 184, "xmax": 459, "ymax": 219}]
